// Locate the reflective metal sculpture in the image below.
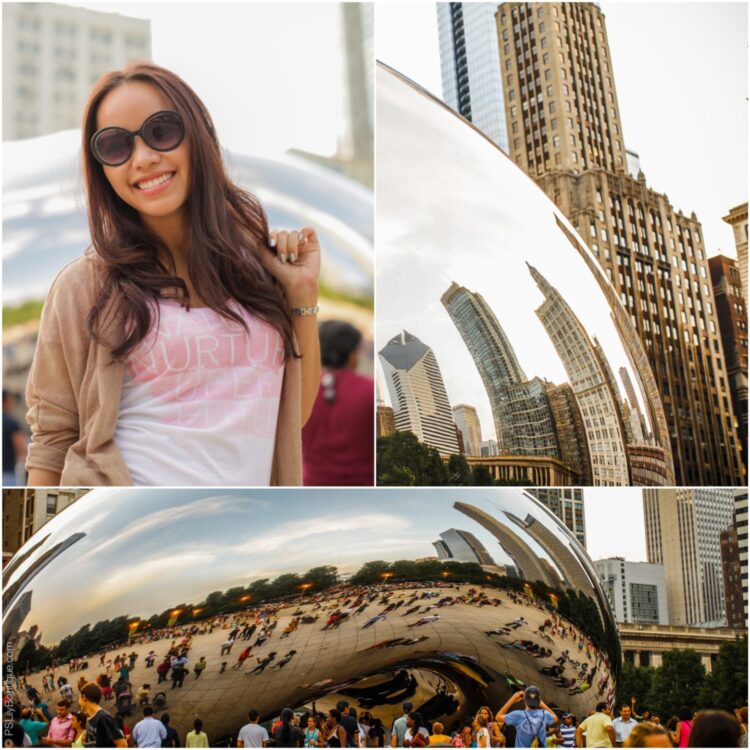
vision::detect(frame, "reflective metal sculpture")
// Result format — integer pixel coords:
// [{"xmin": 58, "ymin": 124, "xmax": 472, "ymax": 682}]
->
[
  {"xmin": 3, "ymin": 132, "xmax": 372, "ymax": 304},
  {"xmin": 376, "ymin": 63, "xmax": 673, "ymax": 486},
  {"xmin": 3, "ymin": 488, "xmax": 619, "ymax": 743}
]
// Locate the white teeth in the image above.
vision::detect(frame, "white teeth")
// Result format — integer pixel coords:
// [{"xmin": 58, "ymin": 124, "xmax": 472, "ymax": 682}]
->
[{"xmin": 137, "ymin": 172, "xmax": 174, "ymax": 190}]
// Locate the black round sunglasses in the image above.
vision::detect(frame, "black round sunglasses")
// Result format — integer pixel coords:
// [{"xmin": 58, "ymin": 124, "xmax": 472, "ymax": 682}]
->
[{"xmin": 90, "ymin": 110, "xmax": 185, "ymax": 167}]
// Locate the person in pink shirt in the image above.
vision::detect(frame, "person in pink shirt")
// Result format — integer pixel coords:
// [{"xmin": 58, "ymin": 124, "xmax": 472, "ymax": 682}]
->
[{"xmin": 41, "ymin": 701, "xmax": 76, "ymax": 747}]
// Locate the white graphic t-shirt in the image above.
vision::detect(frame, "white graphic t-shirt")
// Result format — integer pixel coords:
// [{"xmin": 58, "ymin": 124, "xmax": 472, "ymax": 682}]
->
[{"xmin": 114, "ymin": 300, "xmax": 284, "ymax": 485}]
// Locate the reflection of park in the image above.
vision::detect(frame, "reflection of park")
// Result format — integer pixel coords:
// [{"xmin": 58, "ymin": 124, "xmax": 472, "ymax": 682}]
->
[{"xmin": 23, "ymin": 581, "xmax": 614, "ymax": 743}]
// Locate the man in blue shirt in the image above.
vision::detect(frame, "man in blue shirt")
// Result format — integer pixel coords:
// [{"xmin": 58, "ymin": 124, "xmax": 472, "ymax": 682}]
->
[{"xmin": 496, "ymin": 686, "xmax": 557, "ymax": 748}]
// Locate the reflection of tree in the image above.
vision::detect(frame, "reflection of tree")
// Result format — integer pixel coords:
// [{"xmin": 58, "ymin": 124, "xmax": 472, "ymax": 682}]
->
[{"xmin": 377, "ymin": 432, "xmax": 530, "ymax": 486}]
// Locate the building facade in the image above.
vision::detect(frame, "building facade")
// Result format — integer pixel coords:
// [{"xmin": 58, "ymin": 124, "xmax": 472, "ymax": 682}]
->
[
  {"xmin": 709, "ymin": 255, "xmax": 748, "ymax": 472},
  {"xmin": 528, "ymin": 488, "xmax": 586, "ymax": 547},
  {"xmin": 378, "ymin": 331, "xmax": 460, "ymax": 455},
  {"xmin": 433, "ymin": 528, "xmax": 496, "ymax": 566},
  {"xmin": 544, "ymin": 382, "xmax": 592, "ymax": 486},
  {"xmin": 720, "ymin": 525, "xmax": 744, "ymax": 629},
  {"xmin": 495, "ymin": 1, "xmax": 743, "ymax": 486},
  {"xmin": 3, "ymin": 3, "xmax": 150, "ymax": 140},
  {"xmin": 437, "ymin": 2, "xmax": 509, "ymax": 150},
  {"xmin": 735, "ymin": 489, "xmax": 748, "ymax": 623},
  {"xmin": 723, "ymin": 203, "xmax": 748, "ymax": 300},
  {"xmin": 466, "ymin": 454, "xmax": 578, "ymax": 486},
  {"xmin": 529, "ymin": 263, "xmax": 629, "ymax": 485},
  {"xmin": 2, "ymin": 488, "xmax": 90, "ymax": 558},
  {"xmin": 442, "ymin": 281, "xmax": 560, "ymax": 459},
  {"xmin": 643, "ymin": 488, "xmax": 735, "ymax": 627},
  {"xmin": 452, "ymin": 404, "xmax": 483, "ymax": 456},
  {"xmin": 594, "ymin": 557, "xmax": 668, "ymax": 625}
]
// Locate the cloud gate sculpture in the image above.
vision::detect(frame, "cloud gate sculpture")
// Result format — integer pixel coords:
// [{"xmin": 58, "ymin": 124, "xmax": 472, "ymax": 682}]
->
[
  {"xmin": 376, "ymin": 63, "xmax": 673, "ymax": 487},
  {"xmin": 3, "ymin": 488, "xmax": 619, "ymax": 743}
]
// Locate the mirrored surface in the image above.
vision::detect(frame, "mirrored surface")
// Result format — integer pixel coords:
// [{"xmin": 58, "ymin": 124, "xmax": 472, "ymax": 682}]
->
[
  {"xmin": 4, "ymin": 488, "xmax": 618, "ymax": 742},
  {"xmin": 375, "ymin": 64, "xmax": 673, "ymax": 487},
  {"xmin": 3, "ymin": 132, "xmax": 373, "ymax": 304}
]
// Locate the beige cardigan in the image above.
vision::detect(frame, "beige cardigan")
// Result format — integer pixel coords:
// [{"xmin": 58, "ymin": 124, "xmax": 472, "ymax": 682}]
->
[{"xmin": 25, "ymin": 254, "xmax": 302, "ymax": 486}]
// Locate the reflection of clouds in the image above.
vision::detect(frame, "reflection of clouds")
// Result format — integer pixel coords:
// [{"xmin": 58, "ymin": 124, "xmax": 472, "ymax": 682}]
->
[{"xmin": 231, "ymin": 513, "xmax": 410, "ymax": 555}]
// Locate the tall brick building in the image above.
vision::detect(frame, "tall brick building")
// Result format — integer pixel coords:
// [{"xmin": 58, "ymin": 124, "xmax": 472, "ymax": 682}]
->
[{"xmin": 495, "ymin": 2, "xmax": 744, "ymax": 485}]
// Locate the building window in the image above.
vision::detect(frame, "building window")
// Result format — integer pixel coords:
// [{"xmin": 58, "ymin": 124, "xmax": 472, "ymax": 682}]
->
[
  {"xmin": 46, "ymin": 494, "xmax": 58, "ymax": 515},
  {"xmin": 541, "ymin": 36, "xmax": 548, "ymax": 48}
]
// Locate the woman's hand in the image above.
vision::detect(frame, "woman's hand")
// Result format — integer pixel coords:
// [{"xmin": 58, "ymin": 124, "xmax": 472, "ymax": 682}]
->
[{"xmin": 263, "ymin": 227, "xmax": 320, "ymax": 307}]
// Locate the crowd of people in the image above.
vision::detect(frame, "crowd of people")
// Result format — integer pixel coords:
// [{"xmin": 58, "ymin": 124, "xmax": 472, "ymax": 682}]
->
[{"xmin": 4, "ymin": 581, "xmax": 747, "ymax": 748}]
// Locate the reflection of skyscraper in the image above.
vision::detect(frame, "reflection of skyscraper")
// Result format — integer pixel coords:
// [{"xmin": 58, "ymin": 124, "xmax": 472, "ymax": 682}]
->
[
  {"xmin": 528, "ymin": 489, "xmax": 586, "ymax": 548},
  {"xmin": 619, "ymin": 367, "xmax": 648, "ymax": 440},
  {"xmin": 433, "ymin": 528, "xmax": 495, "ymax": 566},
  {"xmin": 544, "ymin": 383, "xmax": 592, "ymax": 486},
  {"xmin": 437, "ymin": 3, "xmax": 508, "ymax": 150},
  {"xmin": 441, "ymin": 282, "xmax": 559, "ymax": 458},
  {"xmin": 529, "ymin": 263, "xmax": 629, "ymax": 486},
  {"xmin": 454, "ymin": 501, "xmax": 561, "ymax": 587},
  {"xmin": 507, "ymin": 512, "xmax": 593, "ymax": 595},
  {"xmin": 643, "ymin": 489, "xmax": 734, "ymax": 626},
  {"xmin": 496, "ymin": 2, "xmax": 743, "ymax": 486},
  {"xmin": 379, "ymin": 331, "xmax": 460, "ymax": 455},
  {"xmin": 452, "ymin": 404, "xmax": 482, "ymax": 456}
]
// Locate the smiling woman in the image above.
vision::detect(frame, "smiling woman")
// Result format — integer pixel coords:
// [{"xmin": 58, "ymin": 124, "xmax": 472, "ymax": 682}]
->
[{"xmin": 24, "ymin": 62, "xmax": 323, "ymax": 488}]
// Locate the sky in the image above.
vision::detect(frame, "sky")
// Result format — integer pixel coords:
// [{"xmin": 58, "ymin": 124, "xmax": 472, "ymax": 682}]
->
[
  {"xmin": 374, "ymin": 2, "xmax": 748, "ymax": 259},
  {"xmin": 11, "ymin": 487, "xmax": 646, "ymax": 643},
  {"xmin": 71, "ymin": 3, "xmax": 348, "ymax": 159},
  {"xmin": 583, "ymin": 487, "xmax": 645, "ymax": 562}
]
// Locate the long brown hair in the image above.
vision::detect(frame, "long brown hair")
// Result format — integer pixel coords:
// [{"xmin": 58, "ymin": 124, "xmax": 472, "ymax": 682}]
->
[{"xmin": 81, "ymin": 62, "xmax": 296, "ymax": 360}]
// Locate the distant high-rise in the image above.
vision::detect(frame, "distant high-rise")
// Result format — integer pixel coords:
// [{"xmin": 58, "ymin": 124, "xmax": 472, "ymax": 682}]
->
[
  {"xmin": 619, "ymin": 367, "xmax": 648, "ymax": 439},
  {"xmin": 452, "ymin": 404, "xmax": 483, "ymax": 456},
  {"xmin": 529, "ymin": 263, "xmax": 629, "ymax": 485},
  {"xmin": 437, "ymin": 3, "xmax": 508, "ymax": 150},
  {"xmin": 723, "ymin": 203, "xmax": 748, "ymax": 300},
  {"xmin": 528, "ymin": 488, "xmax": 585, "ymax": 548},
  {"xmin": 594, "ymin": 557, "xmax": 668, "ymax": 625},
  {"xmin": 495, "ymin": 1, "xmax": 743, "ymax": 485},
  {"xmin": 643, "ymin": 488, "xmax": 734, "ymax": 626},
  {"xmin": 735, "ymin": 489, "xmax": 748, "ymax": 623},
  {"xmin": 2, "ymin": 3, "xmax": 150, "ymax": 140},
  {"xmin": 441, "ymin": 281, "xmax": 559, "ymax": 459},
  {"xmin": 720, "ymin": 525, "xmax": 744, "ymax": 629},
  {"xmin": 378, "ymin": 331, "xmax": 460, "ymax": 455},
  {"xmin": 433, "ymin": 528, "xmax": 496, "ymax": 566},
  {"xmin": 709, "ymin": 255, "xmax": 748, "ymax": 472}
]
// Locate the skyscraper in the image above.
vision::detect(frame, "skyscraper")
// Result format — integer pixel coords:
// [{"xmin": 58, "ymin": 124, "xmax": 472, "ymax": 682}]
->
[
  {"xmin": 529, "ymin": 262, "xmax": 629, "ymax": 485},
  {"xmin": 452, "ymin": 404, "xmax": 483, "ymax": 456},
  {"xmin": 378, "ymin": 331, "xmax": 460, "ymax": 455},
  {"xmin": 495, "ymin": 2, "xmax": 744, "ymax": 486},
  {"xmin": 3, "ymin": 3, "xmax": 150, "ymax": 140},
  {"xmin": 720, "ymin": 525, "xmax": 744, "ymax": 629},
  {"xmin": 437, "ymin": 3, "xmax": 508, "ymax": 150},
  {"xmin": 709, "ymin": 255, "xmax": 748, "ymax": 472},
  {"xmin": 528, "ymin": 488, "xmax": 586, "ymax": 547},
  {"xmin": 441, "ymin": 281, "xmax": 559, "ymax": 458},
  {"xmin": 594, "ymin": 557, "xmax": 668, "ymax": 625},
  {"xmin": 735, "ymin": 489, "xmax": 748, "ymax": 623},
  {"xmin": 723, "ymin": 203, "xmax": 748, "ymax": 301},
  {"xmin": 643, "ymin": 488, "xmax": 735, "ymax": 626},
  {"xmin": 544, "ymin": 383, "xmax": 592, "ymax": 486}
]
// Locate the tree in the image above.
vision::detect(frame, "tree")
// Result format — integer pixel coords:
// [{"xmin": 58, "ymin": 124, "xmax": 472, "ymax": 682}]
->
[
  {"xmin": 700, "ymin": 635, "xmax": 748, "ymax": 711},
  {"xmin": 471, "ymin": 465, "xmax": 494, "ymax": 485},
  {"xmin": 376, "ymin": 432, "xmax": 449, "ymax": 485},
  {"xmin": 647, "ymin": 649, "xmax": 706, "ymax": 718},
  {"xmin": 447, "ymin": 454, "xmax": 472, "ymax": 485},
  {"xmin": 616, "ymin": 663, "xmax": 655, "ymax": 711}
]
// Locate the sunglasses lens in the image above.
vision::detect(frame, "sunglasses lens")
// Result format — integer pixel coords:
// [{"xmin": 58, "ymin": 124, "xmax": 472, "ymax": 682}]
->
[
  {"xmin": 143, "ymin": 112, "xmax": 184, "ymax": 151},
  {"xmin": 94, "ymin": 130, "xmax": 133, "ymax": 166}
]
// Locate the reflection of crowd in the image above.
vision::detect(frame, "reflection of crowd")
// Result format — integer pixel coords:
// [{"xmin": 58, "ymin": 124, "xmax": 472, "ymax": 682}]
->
[{"xmin": 5, "ymin": 581, "xmax": 746, "ymax": 748}]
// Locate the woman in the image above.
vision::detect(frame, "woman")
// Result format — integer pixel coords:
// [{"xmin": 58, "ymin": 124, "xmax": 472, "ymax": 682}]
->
[
  {"xmin": 474, "ymin": 717, "xmax": 491, "ymax": 749},
  {"xmin": 623, "ymin": 722, "xmax": 672, "ymax": 748},
  {"xmin": 186, "ymin": 718, "xmax": 209, "ymax": 747},
  {"xmin": 404, "ymin": 712, "xmax": 429, "ymax": 748},
  {"xmin": 25, "ymin": 62, "xmax": 321, "ymax": 487},
  {"xmin": 476, "ymin": 706, "xmax": 504, "ymax": 747},
  {"xmin": 324, "ymin": 710, "xmax": 347, "ymax": 748},
  {"xmin": 272, "ymin": 708, "xmax": 303, "ymax": 747},
  {"xmin": 71, "ymin": 712, "xmax": 87, "ymax": 748},
  {"xmin": 670, "ymin": 707, "xmax": 693, "ymax": 748},
  {"xmin": 304, "ymin": 715, "xmax": 323, "ymax": 748}
]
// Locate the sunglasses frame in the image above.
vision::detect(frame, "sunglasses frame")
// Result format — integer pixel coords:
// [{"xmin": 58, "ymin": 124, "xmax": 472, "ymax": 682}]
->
[{"xmin": 90, "ymin": 109, "xmax": 185, "ymax": 167}]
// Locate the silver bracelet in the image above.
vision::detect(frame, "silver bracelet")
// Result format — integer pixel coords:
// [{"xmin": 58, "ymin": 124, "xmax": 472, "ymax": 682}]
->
[{"xmin": 291, "ymin": 305, "xmax": 319, "ymax": 317}]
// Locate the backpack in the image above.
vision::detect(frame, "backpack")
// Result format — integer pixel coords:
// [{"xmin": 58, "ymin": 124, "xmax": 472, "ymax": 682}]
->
[{"xmin": 520, "ymin": 712, "xmax": 545, "ymax": 748}]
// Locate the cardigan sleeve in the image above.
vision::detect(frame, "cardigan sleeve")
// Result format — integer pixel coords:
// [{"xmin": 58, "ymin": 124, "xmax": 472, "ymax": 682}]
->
[{"xmin": 25, "ymin": 258, "xmax": 93, "ymax": 474}]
